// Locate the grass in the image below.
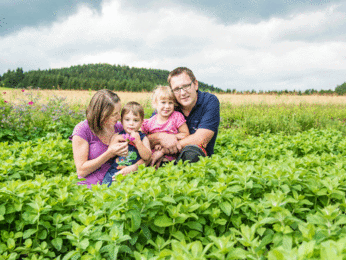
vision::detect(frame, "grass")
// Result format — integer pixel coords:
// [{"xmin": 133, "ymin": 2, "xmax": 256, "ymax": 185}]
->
[
  {"xmin": 2, "ymin": 88, "xmax": 346, "ymax": 106},
  {"xmin": 1, "ymin": 88, "xmax": 346, "ymax": 143}
]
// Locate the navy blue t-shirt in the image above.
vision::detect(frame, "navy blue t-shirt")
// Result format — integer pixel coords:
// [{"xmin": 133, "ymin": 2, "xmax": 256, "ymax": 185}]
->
[
  {"xmin": 102, "ymin": 130, "xmax": 146, "ymax": 187},
  {"xmin": 152, "ymin": 90, "xmax": 220, "ymax": 156},
  {"xmin": 178, "ymin": 90, "xmax": 220, "ymax": 156}
]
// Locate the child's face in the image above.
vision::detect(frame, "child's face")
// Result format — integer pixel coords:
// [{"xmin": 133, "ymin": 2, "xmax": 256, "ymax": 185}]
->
[
  {"xmin": 155, "ymin": 98, "xmax": 175, "ymax": 118},
  {"xmin": 122, "ymin": 111, "xmax": 143, "ymax": 133}
]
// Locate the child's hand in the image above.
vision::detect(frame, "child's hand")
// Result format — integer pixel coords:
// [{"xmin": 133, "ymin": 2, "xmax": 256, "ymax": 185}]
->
[
  {"xmin": 122, "ymin": 133, "xmax": 135, "ymax": 143},
  {"xmin": 130, "ymin": 132, "xmax": 141, "ymax": 144},
  {"xmin": 154, "ymin": 144, "xmax": 162, "ymax": 151},
  {"xmin": 112, "ymin": 165, "xmax": 137, "ymax": 180},
  {"xmin": 151, "ymin": 150, "xmax": 165, "ymax": 169}
]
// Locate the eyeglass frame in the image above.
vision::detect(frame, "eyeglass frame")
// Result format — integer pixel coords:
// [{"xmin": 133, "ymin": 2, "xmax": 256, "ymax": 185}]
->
[{"xmin": 172, "ymin": 81, "xmax": 194, "ymax": 94}]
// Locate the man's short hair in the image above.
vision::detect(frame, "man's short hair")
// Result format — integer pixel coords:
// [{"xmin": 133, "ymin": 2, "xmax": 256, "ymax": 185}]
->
[
  {"xmin": 121, "ymin": 101, "xmax": 145, "ymax": 122},
  {"xmin": 167, "ymin": 67, "xmax": 196, "ymax": 86},
  {"xmin": 86, "ymin": 89, "xmax": 120, "ymax": 135}
]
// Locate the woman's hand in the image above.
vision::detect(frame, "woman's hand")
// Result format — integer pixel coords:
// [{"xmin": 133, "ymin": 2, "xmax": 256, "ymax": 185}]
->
[{"xmin": 108, "ymin": 134, "xmax": 128, "ymax": 157}]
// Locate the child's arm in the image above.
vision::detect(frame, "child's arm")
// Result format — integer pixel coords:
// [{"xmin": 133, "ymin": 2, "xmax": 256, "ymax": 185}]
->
[
  {"xmin": 113, "ymin": 159, "xmax": 145, "ymax": 178},
  {"xmin": 131, "ymin": 132, "xmax": 152, "ymax": 162},
  {"xmin": 175, "ymin": 122, "xmax": 189, "ymax": 140}
]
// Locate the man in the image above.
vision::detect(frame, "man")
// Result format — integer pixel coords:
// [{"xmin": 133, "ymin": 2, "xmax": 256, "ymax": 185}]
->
[{"xmin": 148, "ymin": 67, "xmax": 220, "ymax": 164}]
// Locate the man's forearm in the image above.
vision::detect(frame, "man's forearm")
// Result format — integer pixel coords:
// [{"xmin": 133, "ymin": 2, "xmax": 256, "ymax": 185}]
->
[
  {"xmin": 146, "ymin": 132, "xmax": 162, "ymax": 148},
  {"xmin": 178, "ymin": 129, "xmax": 214, "ymax": 149}
]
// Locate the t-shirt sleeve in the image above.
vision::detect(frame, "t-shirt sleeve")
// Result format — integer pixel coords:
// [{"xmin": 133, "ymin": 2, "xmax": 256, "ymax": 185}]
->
[
  {"xmin": 173, "ymin": 111, "xmax": 186, "ymax": 129},
  {"xmin": 114, "ymin": 122, "xmax": 124, "ymax": 133},
  {"xmin": 69, "ymin": 120, "xmax": 91, "ymax": 142},
  {"xmin": 198, "ymin": 95, "xmax": 220, "ymax": 133}
]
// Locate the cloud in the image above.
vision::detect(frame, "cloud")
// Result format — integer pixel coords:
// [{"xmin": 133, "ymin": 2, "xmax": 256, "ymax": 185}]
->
[{"xmin": 0, "ymin": 0, "xmax": 346, "ymax": 91}]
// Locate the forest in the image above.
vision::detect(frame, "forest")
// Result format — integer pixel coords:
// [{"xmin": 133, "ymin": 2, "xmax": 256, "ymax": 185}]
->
[
  {"xmin": 0, "ymin": 64, "xmax": 222, "ymax": 93},
  {"xmin": 1, "ymin": 64, "xmax": 345, "ymax": 95}
]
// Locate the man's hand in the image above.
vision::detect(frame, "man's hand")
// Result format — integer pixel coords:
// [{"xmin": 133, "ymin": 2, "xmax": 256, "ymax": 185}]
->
[{"xmin": 159, "ymin": 133, "xmax": 181, "ymax": 154}]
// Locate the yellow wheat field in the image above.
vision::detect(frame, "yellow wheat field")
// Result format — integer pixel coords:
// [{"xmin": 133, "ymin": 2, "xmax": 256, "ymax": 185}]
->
[{"xmin": 2, "ymin": 88, "xmax": 346, "ymax": 106}]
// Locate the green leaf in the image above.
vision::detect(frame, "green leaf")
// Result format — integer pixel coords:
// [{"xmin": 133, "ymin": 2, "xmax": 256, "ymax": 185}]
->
[
  {"xmin": 0, "ymin": 204, "xmax": 5, "ymax": 215},
  {"xmin": 171, "ymin": 231, "xmax": 185, "ymax": 241},
  {"xmin": 184, "ymin": 221, "xmax": 203, "ymax": 232},
  {"xmin": 62, "ymin": 251, "xmax": 81, "ymax": 260},
  {"xmin": 141, "ymin": 223, "xmax": 151, "ymax": 240},
  {"xmin": 160, "ymin": 196, "xmax": 176, "ymax": 204},
  {"xmin": 23, "ymin": 229, "xmax": 37, "ymax": 239},
  {"xmin": 24, "ymin": 239, "xmax": 32, "ymax": 248},
  {"xmin": 154, "ymin": 215, "xmax": 174, "ymax": 227},
  {"xmin": 52, "ymin": 237, "xmax": 63, "ymax": 251},
  {"xmin": 126, "ymin": 209, "xmax": 141, "ymax": 232},
  {"xmin": 7, "ymin": 238, "xmax": 15, "ymax": 250},
  {"xmin": 79, "ymin": 238, "xmax": 89, "ymax": 250},
  {"xmin": 38, "ymin": 229, "xmax": 47, "ymax": 240},
  {"xmin": 220, "ymin": 201, "xmax": 232, "ymax": 216}
]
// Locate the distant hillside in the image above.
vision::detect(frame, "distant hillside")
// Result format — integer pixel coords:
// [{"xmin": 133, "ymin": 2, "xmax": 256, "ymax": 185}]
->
[{"xmin": 0, "ymin": 64, "xmax": 224, "ymax": 92}]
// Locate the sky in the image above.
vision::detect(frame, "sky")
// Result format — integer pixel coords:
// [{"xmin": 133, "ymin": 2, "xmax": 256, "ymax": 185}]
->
[{"xmin": 1, "ymin": 0, "xmax": 346, "ymax": 91}]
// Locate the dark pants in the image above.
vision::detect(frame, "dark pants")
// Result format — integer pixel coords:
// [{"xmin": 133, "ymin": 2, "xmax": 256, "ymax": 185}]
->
[
  {"xmin": 102, "ymin": 171, "xmax": 115, "ymax": 187},
  {"xmin": 174, "ymin": 145, "xmax": 207, "ymax": 165}
]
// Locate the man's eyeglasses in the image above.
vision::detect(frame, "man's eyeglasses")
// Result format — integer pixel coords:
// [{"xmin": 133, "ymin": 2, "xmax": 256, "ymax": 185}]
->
[{"xmin": 172, "ymin": 82, "xmax": 193, "ymax": 94}]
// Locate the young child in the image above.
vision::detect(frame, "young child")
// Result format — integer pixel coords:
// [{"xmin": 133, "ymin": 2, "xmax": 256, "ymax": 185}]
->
[
  {"xmin": 141, "ymin": 85, "xmax": 189, "ymax": 168},
  {"xmin": 102, "ymin": 101, "xmax": 151, "ymax": 187}
]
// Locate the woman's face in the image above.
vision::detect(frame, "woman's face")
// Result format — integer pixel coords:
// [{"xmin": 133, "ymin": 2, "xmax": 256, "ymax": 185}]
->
[{"xmin": 103, "ymin": 102, "xmax": 122, "ymax": 129}]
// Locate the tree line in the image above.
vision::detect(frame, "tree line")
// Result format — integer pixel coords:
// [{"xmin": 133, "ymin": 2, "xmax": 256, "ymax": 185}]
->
[
  {"xmin": 0, "ymin": 64, "xmax": 345, "ymax": 95},
  {"xmin": 0, "ymin": 64, "xmax": 223, "ymax": 93}
]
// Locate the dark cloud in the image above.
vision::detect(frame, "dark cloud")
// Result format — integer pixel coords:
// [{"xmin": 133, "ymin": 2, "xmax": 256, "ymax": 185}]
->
[
  {"xmin": 0, "ymin": 0, "xmax": 102, "ymax": 36},
  {"xmin": 121, "ymin": 0, "xmax": 343, "ymax": 24}
]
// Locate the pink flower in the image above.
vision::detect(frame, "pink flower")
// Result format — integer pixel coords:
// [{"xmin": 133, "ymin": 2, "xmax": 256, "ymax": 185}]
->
[
  {"xmin": 122, "ymin": 133, "xmax": 135, "ymax": 142},
  {"xmin": 28, "ymin": 101, "xmax": 34, "ymax": 105},
  {"xmin": 3, "ymin": 92, "xmax": 6, "ymax": 94},
  {"xmin": 21, "ymin": 89, "xmax": 25, "ymax": 92},
  {"xmin": 4, "ymin": 101, "xmax": 8, "ymax": 103}
]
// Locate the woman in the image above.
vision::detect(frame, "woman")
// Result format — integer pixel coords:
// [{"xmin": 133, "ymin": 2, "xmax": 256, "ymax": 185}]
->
[{"xmin": 70, "ymin": 89, "xmax": 134, "ymax": 188}]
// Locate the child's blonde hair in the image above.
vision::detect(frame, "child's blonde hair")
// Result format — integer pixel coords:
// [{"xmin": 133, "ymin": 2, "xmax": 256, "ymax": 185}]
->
[{"xmin": 152, "ymin": 85, "xmax": 177, "ymax": 108}]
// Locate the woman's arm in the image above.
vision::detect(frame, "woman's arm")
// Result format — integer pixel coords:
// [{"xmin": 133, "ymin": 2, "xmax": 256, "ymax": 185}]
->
[
  {"xmin": 175, "ymin": 122, "xmax": 189, "ymax": 140},
  {"xmin": 72, "ymin": 135, "xmax": 128, "ymax": 178}
]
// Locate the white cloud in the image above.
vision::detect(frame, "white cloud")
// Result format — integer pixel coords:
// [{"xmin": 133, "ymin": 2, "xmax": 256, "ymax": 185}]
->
[{"xmin": 1, "ymin": 0, "xmax": 346, "ymax": 90}]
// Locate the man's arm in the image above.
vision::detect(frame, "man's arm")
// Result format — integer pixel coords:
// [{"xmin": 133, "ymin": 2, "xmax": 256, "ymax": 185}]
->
[
  {"xmin": 178, "ymin": 128, "xmax": 214, "ymax": 148},
  {"xmin": 147, "ymin": 132, "xmax": 181, "ymax": 154}
]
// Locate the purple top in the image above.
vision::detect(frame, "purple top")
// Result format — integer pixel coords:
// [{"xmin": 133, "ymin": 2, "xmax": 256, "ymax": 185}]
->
[{"xmin": 69, "ymin": 119, "xmax": 123, "ymax": 188}]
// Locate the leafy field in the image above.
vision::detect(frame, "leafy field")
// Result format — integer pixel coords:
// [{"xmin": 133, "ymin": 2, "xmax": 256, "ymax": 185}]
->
[{"xmin": 1, "ymin": 92, "xmax": 346, "ymax": 259}]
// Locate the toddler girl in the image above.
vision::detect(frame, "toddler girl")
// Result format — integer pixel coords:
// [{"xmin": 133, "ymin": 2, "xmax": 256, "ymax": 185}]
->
[{"xmin": 141, "ymin": 85, "xmax": 189, "ymax": 168}]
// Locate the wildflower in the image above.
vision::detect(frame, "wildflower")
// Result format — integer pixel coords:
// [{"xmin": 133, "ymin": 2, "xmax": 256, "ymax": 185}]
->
[
  {"xmin": 28, "ymin": 101, "xmax": 34, "ymax": 105},
  {"xmin": 21, "ymin": 89, "xmax": 25, "ymax": 92},
  {"xmin": 4, "ymin": 101, "xmax": 8, "ymax": 103},
  {"xmin": 122, "ymin": 133, "xmax": 135, "ymax": 142},
  {"xmin": 3, "ymin": 92, "xmax": 6, "ymax": 94}
]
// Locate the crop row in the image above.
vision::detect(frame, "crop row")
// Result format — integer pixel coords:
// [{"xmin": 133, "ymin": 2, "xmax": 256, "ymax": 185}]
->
[{"xmin": 1, "ymin": 129, "xmax": 346, "ymax": 259}]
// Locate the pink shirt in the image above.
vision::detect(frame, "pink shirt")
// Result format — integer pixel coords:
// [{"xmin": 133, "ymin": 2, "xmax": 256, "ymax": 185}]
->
[
  {"xmin": 69, "ymin": 120, "xmax": 123, "ymax": 188},
  {"xmin": 142, "ymin": 111, "xmax": 186, "ymax": 161},
  {"xmin": 141, "ymin": 111, "xmax": 186, "ymax": 136}
]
